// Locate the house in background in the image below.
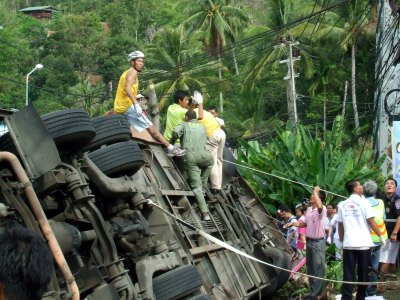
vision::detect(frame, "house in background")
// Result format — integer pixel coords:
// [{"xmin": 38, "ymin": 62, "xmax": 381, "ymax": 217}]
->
[{"xmin": 18, "ymin": 6, "xmax": 56, "ymax": 20}]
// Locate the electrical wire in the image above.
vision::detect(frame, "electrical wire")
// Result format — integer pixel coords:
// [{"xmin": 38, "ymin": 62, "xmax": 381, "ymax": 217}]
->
[{"xmin": 339, "ymin": 0, "xmax": 377, "ymax": 48}]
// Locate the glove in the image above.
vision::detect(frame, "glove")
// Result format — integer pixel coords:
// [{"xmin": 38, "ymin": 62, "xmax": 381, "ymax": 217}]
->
[
  {"xmin": 326, "ymin": 237, "xmax": 331, "ymax": 244},
  {"xmin": 192, "ymin": 91, "xmax": 203, "ymax": 104},
  {"xmin": 133, "ymin": 103, "xmax": 142, "ymax": 115},
  {"xmin": 380, "ymin": 235, "xmax": 387, "ymax": 246}
]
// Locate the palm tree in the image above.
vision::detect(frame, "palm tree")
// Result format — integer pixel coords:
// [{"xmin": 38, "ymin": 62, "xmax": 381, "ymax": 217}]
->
[
  {"xmin": 242, "ymin": 0, "xmax": 321, "ymax": 125},
  {"xmin": 144, "ymin": 26, "xmax": 224, "ymax": 110},
  {"xmin": 182, "ymin": 0, "xmax": 248, "ymax": 112},
  {"xmin": 66, "ymin": 75, "xmax": 107, "ymax": 117},
  {"xmin": 313, "ymin": 0, "xmax": 375, "ymax": 129}
]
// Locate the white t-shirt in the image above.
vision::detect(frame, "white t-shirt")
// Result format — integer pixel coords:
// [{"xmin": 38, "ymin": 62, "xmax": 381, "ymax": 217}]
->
[
  {"xmin": 337, "ymin": 194, "xmax": 375, "ymax": 249},
  {"xmin": 216, "ymin": 117, "xmax": 225, "ymax": 127},
  {"xmin": 330, "ymin": 214, "xmax": 340, "ymax": 240}
]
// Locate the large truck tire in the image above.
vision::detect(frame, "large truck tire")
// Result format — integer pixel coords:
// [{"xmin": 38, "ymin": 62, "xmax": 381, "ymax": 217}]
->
[
  {"xmin": 253, "ymin": 245, "xmax": 291, "ymax": 296},
  {"xmin": 153, "ymin": 265, "xmax": 203, "ymax": 300},
  {"xmin": 0, "ymin": 133, "xmax": 18, "ymax": 155},
  {"xmin": 41, "ymin": 109, "xmax": 96, "ymax": 151},
  {"xmin": 88, "ymin": 140, "xmax": 144, "ymax": 177},
  {"xmin": 222, "ymin": 146, "xmax": 236, "ymax": 185},
  {"xmin": 84, "ymin": 115, "xmax": 131, "ymax": 152}
]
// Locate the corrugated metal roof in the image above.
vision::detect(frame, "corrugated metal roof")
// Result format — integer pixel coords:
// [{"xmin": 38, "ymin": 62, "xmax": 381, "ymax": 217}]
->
[{"xmin": 18, "ymin": 6, "xmax": 55, "ymax": 12}]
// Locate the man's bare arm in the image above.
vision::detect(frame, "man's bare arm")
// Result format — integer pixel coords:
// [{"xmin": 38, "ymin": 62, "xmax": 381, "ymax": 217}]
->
[
  {"xmin": 286, "ymin": 220, "xmax": 307, "ymax": 228},
  {"xmin": 197, "ymin": 103, "xmax": 204, "ymax": 120},
  {"xmin": 313, "ymin": 186, "xmax": 323, "ymax": 214},
  {"xmin": 390, "ymin": 215, "xmax": 400, "ymax": 241},
  {"xmin": 338, "ymin": 221, "xmax": 344, "ymax": 241},
  {"xmin": 125, "ymin": 70, "xmax": 138, "ymax": 104}
]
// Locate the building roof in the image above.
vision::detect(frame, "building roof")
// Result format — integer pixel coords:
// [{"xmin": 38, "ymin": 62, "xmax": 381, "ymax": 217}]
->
[{"xmin": 18, "ymin": 6, "xmax": 55, "ymax": 13}]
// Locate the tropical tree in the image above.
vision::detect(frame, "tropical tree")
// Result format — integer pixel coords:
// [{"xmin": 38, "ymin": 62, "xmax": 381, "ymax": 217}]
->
[
  {"xmin": 242, "ymin": 0, "xmax": 338, "ymax": 124},
  {"xmin": 182, "ymin": 0, "xmax": 248, "ymax": 112},
  {"xmin": 313, "ymin": 0, "xmax": 375, "ymax": 129},
  {"xmin": 237, "ymin": 116, "xmax": 385, "ymax": 212},
  {"xmin": 65, "ymin": 76, "xmax": 108, "ymax": 117},
  {"xmin": 144, "ymin": 26, "xmax": 225, "ymax": 110}
]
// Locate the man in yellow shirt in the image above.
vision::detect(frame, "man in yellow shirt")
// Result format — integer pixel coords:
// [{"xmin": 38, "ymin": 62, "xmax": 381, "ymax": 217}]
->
[{"xmin": 114, "ymin": 51, "xmax": 185, "ymax": 156}]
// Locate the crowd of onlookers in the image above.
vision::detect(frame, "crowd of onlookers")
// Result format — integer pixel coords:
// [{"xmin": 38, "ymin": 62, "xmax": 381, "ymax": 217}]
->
[{"xmin": 278, "ymin": 178, "xmax": 400, "ymax": 300}]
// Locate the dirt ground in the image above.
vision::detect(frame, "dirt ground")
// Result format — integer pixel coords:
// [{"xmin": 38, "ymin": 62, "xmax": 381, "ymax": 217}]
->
[{"xmin": 382, "ymin": 288, "xmax": 400, "ymax": 300}]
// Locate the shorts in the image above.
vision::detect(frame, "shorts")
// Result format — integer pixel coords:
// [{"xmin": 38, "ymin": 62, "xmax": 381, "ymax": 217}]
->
[
  {"xmin": 124, "ymin": 106, "xmax": 153, "ymax": 132},
  {"xmin": 379, "ymin": 240, "xmax": 400, "ymax": 264}
]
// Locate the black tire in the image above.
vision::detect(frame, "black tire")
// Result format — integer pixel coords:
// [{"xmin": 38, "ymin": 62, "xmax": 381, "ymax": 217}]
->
[
  {"xmin": 253, "ymin": 245, "xmax": 291, "ymax": 296},
  {"xmin": 153, "ymin": 265, "xmax": 203, "ymax": 300},
  {"xmin": 88, "ymin": 140, "xmax": 144, "ymax": 177},
  {"xmin": 84, "ymin": 115, "xmax": 131, "ymax": 152},
  {"xmin": 41, "ymin": 109, "xmax": 96, "ymax": 150},
  {"xmin": 0, "ymin": 132, "xmax": 18, "ymax": 155},
  {"xmin": 222, "ymin": 146, "xmax": 236, "ymax": 185}
]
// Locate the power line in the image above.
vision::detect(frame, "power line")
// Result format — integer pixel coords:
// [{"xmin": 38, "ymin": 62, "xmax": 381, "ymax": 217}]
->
[
  {"xmin": 339, "ymin": 0, "xmax": 377, "ymax": 48},
  {"xmin": 0, "ymin": 74, "xmax": 108, "ymax": 103},
  {"xmin": 298, "ymin": 0, "xmax": 319, "ymax": 40},
  {"xmin": 143, "ymin": 0, "xmax": 352, "ymax": 79},
  {"xmin": 0, "ymin": 0, "xmax": 351, "ymax": 89},
  {"xmin": 308, "ymin": 0, "xmax": 331, "ymax": 41}
]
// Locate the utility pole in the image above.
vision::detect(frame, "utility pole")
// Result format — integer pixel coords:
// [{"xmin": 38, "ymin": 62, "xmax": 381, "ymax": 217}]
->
[
  {"xmin": 278, "ymin": 38, "xmax": 300, "ymax": 126},
  {"xmin": 374, "ymin": 0, "xmax": 400, "ymax": 174}
]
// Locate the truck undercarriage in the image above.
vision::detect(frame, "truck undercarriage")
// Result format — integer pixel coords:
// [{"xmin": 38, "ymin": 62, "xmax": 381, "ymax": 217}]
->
[{"xmin": 0, "ymin": 105, "xmax": 292, "ymax": 300}]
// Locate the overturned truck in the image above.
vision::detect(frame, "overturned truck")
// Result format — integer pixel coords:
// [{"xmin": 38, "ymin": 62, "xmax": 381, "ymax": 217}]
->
[{"xmin": 0, "ymin": 105, "xmax": 292, "ymax": 300}]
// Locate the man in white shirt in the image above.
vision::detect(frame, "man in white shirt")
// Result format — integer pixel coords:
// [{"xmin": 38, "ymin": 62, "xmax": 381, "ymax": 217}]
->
[
  {"xmin": 208, "ymin": 105, "xmax": 226, "ymax": 132},
  {"xmin": 337, "ymin": 179, "xmax": 386, "ymax": 300}
]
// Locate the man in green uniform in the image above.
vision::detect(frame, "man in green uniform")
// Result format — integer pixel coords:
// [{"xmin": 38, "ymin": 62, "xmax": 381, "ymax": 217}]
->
[{"xmin": 170, "ymin": 110, "xmax": 214, "ymax": 221}]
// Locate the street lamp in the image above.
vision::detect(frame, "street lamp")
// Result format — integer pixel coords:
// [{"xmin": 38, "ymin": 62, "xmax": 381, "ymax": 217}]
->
[{"xmin": 26, "ymin": 64, "xmax": 43, "ymax": 106}]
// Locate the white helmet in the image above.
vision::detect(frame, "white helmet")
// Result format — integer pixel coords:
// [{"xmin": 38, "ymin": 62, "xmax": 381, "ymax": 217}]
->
[{"xmin": 128, "ymin": 51, "xmax": 145, "ymax": 61}]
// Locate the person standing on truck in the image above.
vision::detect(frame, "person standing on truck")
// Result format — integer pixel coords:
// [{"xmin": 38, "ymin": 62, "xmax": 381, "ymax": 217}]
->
[
  {"xmin": 170, "ymin": 109, "xmax": 214, "ymax": 221},
  {"xmin": 113, "ymin": 50, "xmax": 185, "ymax": 157},
  {"xmin": 189, "ymin": 98, "xmax": 226, "ymax": 199},
  {"xmin": 285, "ymin": 186, "xmax": 327, "ymax": 300},
  {"xmin": 207, "ymin": 105, "xmax": 226, "ymax": 132},
  {"xmin": 164, "ymin": 90, "xmax": 191, "ymax": 143}
]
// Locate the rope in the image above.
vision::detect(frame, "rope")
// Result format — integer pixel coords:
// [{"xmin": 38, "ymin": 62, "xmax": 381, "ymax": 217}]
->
[
  {"xmin": 147, "ymin": 199, "xmax": 399, "ymax": 286},
  {"xmin": 222, "ymin": 200, "xmax": 341, "ymax": 261},
  {"xmin": 222, "ymin": 159, "xmax": 347, "ymax": 199}
]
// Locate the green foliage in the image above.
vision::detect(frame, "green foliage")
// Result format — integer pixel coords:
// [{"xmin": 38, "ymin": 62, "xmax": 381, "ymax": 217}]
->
[
  {"xmin": 237, "ymin": 116, "xmax": 385, "ymax": 210},
  {"xmin": 325, "ymin": 243, "xmax": 343, "ymax": 291},
  {"xmin": 0, "ymin": 0, "xmax": 379, "ymax": 147},
  {"xmin": 145, "ymin": 26, "xmax": 225, "ymax": 109},
  {"xmin": 182, "ymin": 0, "xmax": 248, "ymax": 55}
]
